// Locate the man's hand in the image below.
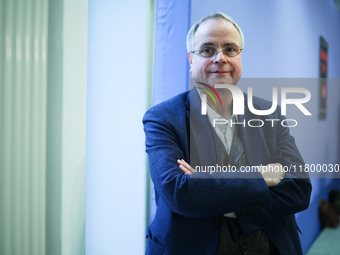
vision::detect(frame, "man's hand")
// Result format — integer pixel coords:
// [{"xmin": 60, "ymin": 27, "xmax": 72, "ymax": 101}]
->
[
  {"xmin": 177, "ymin": 159, "xmax": 196, "ymax": 175},
  {"xmin": 258, "ymin": 163, "xmax": 285, "ymax": 187}
]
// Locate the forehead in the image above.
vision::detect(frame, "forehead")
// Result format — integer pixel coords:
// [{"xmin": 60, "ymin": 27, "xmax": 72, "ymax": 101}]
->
[{"xmin": 193, "ymin": 18, "xmax": 241, "ymax": 48}]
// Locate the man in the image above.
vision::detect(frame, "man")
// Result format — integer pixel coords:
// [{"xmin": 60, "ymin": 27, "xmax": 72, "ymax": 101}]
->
[{"xmin": 143, "ymin": 12, "xmax": 311, "ymax": 255}]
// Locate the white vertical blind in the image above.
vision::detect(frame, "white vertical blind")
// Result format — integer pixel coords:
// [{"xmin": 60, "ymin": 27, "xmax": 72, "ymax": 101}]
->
[{"xmin": 0, "ymin": 0, "xmax": 48, "ymax": 254}]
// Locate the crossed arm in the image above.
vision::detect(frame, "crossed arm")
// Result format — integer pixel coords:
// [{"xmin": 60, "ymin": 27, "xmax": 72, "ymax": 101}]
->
[
  {"xmin": 177, "ymin": 159, "xmax": 285, "ymax": 187},
  {"xmin": 144, "ymin": 106, "xmax": 312, "ymax": 232}
]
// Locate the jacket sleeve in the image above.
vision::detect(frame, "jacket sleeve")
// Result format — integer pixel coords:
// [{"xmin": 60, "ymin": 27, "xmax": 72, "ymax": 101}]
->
[
  {"xmin": 236, "ymin": 112, "xmax": 312, "ymax": 235},
  {"xmin": 143, "ymin": 106, "xmax": 272, "ymax": 218}
]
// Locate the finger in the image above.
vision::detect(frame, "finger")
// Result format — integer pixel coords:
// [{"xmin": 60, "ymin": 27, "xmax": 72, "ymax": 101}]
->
[
  {"xmin": 180, "ymin": 159, "xmax": 191, "ymax": 169},
  {"xmin": 177, "ymin": 159, "xmax": 196, "ymax": 175},
  {"xmin": 179, "ymin": 164, "xmax": 192, "ymax": 175},
  {"xmin": 177, "ymin": 159, "xmax": 190, "ymax": 170},
  {"xmin": 177, "ymin": 159, "xmax": 192, "ymax": 173},
  {"xmin": 177, "ymin": 159, "xmax": 189, "ymax": 170},
  {"xmin": 181, "ymin": 159, "xmax": 196, "ymax": 174}
]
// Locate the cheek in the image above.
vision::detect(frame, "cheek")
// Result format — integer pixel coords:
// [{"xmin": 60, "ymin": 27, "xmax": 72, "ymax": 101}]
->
[
  {"xmin": 232, "ymin": 59, "xmax": 242, "ymax": 72},
  {"xmin": 196, "ymin": 60, "xmax": 209, "ymax": 72},
  {"xmin": 191, "ymin": 59, "xmax": 210, "ymax": 75},
  {"xmin": 238, "ymin": 62, "xmax": 242, "ymax": 72}
]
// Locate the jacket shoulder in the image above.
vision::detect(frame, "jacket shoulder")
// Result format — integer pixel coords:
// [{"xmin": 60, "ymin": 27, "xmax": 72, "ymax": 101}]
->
[{"xmin": 143, "ymin": 91, "xmax": 189, "ymax": 121}]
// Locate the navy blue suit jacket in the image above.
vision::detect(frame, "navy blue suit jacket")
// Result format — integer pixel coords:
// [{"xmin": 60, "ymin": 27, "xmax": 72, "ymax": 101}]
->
[{"xmin": 143, "ymin": 88, "xmax": 312, "ymax": 255}]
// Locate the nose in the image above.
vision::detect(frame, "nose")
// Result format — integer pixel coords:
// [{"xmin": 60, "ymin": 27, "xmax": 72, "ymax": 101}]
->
[{"xmin": 213, "ymin": 50, "xmax": 228, "ymax": 64}]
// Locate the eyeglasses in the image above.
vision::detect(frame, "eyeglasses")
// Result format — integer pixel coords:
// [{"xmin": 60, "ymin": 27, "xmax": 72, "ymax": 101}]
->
[{"xmin": 191, "ymin": 44, "xmax": 243, "ymax": 58}]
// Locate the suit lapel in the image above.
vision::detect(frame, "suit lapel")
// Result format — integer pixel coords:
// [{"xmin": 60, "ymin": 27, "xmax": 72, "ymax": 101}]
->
[
  {"xmin": 186, "ymin": 89, "xmax": 264, "ymax": 168},
  {"xmin": 238, "ymin": 100, "xmax": 263, "ymax": 166},
  {"xmin": 186, "ymin": 88, "xmax": 219, "ymax": 167}
]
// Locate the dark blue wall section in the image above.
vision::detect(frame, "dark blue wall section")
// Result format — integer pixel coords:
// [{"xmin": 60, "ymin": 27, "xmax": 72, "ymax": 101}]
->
[
  {"xmin": 153, "ymin": 0, "xmax": 191, "ymax": 106},
  {"xmin": 151, "ymin": 0, "xmax": 191, "ymax": 222}
]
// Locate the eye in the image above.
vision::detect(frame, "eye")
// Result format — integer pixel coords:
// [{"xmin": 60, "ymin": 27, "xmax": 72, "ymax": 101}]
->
[
  {"xmin": 224, "ymin": 45, "xmax": 240, "ymax": 56},
  {"xmin": 201, "ymin": 48, "xmax": 214, "ymax": 53},
  {"xmin": 199, "ymin": 47, "xmax": 216, "ymax": 57},
  {"xmin": 225, "ymin": 47, "xmax": 236, "ymax": 52}
]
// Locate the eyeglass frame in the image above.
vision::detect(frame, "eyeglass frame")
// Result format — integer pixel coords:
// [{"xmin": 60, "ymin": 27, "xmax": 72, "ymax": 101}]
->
[{"xmin": 190, "ymin": 43, "xmax": 243, "ymax": 58}]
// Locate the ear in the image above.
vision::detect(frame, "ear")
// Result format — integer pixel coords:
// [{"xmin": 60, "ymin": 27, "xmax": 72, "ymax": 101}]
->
[{"xmin": 187, "ymin": 52, "xmax": 193, "ymax": 73}]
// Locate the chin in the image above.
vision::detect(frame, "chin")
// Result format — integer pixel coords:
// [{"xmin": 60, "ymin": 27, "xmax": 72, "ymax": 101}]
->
[{"xmin": 207, "ymin": 77, "xmax": 237, "ymax": 86}]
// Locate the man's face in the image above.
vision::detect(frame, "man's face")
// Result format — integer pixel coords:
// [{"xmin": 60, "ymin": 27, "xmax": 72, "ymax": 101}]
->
[{"xmin": 188, "ymin": 18, "xmax": 243, "ymax": 86}]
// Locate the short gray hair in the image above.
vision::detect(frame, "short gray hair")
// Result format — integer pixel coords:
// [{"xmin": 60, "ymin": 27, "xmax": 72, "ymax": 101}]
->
[{"xmin": 186, "ymin": 12, "xmax": 245, "ymax": 52}]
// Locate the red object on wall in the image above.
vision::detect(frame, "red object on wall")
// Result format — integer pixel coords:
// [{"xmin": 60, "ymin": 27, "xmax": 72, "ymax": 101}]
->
[{"xmin": 319, "ymin": 37, "xmax": 328, "ymax": 119}]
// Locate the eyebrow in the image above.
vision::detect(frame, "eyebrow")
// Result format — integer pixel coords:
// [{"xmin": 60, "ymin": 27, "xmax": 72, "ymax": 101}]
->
[
  {"xmin": 198, "ymin": 42, "xmax": 239, "ymax": 48},
  {"xmin": 199, "ymin": 42, "xmax": 216, "ymax": 47}
]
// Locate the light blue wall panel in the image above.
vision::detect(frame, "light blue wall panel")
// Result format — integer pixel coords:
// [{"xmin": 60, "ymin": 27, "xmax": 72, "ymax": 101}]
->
[{"xmin": 86, "ymin": 1, "xmax": 149, "ymax": 254}]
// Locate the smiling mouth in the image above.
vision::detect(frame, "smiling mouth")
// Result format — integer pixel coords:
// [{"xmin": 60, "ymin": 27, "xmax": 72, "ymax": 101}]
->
[{"xmin": 212, "ymin": 70, "xmax": 230, "ymax": 73}]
